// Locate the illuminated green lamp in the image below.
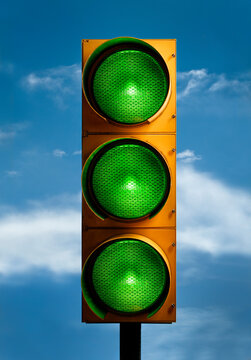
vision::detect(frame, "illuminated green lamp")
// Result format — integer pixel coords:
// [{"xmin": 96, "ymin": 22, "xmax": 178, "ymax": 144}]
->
[
  {"xmin": 83, "ymin": 37, "xmax": 169, "ymax": 125},
  {"xmin": 82, "ymin": 239, "xmax": 170, "ymax": 315},
  {"xmin": 82, "ymin": 138, "xmax": 171, "ymax": 221}
]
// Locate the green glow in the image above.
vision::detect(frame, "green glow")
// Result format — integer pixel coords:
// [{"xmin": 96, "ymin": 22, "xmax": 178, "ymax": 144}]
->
[
  {"xmin": 125, "ymin": 273, "xmax": 137, "ymax": 285},
  {"xmin": 91, "ymin": 140, "xmax": 169, "ymax": 219},
  {"xmin": 126, "ymin": 85, "xmax": 137, "ymax": 96},
  {"xmin": 91, "ymin": 239, "xmax": 168, "ymax": 313},
  {"xmin": 92, "ymin": 50, "xmax": 168, "ymax": 124},
  {"xmin": 125, "ymin": 179, "xmax": 137, "ymax": 191}
]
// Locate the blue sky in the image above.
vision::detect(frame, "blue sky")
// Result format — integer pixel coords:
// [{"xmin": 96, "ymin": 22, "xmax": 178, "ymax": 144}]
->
[{"xmin": 1, "ymin": 0, "xmax": 251, "ymax": 359}]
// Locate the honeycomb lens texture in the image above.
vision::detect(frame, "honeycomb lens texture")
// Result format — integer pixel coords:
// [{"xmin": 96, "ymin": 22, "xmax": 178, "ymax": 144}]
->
[
  {"xmin": 91, "ymin": 141, "xmax": 169, "ymax": 219},
  {"xmin": 92, "ymin": 239, "xmax": 167, "ymax": 313},
  {"xmin": 92, "ymin": 50, "xmax": 168, "ymax": 124}
]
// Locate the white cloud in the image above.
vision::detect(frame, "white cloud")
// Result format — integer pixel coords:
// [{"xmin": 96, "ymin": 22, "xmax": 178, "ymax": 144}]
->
[
  {"xmin": 177, "ymin": 69, "xmax": 209, "ymax": 99},
  {"xmin": 0, "ymin": 207, "xmax": 81, "ymax": 276},
  {"xmin": 0, "ymin": 123, "xmax": 28, "ymax": 143},
  {"xmin": 73, "ymin": 150, "xmax": 82, "ymax": 155},
  {"xmin": 53, "ymin": 149, "xmax": 66, "ymax": 157},
  {"xmin": 177, "ymin": 149, "xmax": 202, "ymax": 163},
  {"xmin": 178, "ymin": 69, "xmax": 208, "ymax": 81},
  {"xmin": 177, "ymin": 69, "xmax": 251, "ymax": 100},
  {"xmin": 23, "ymin": 64, "xmax": 80, "ymax": 92},
  {"xmin": 0, "ymin": 129, "xmax": 16, "ymax": 141},
  {"xmin": 22, "ymin": 64, "xmax": 81, "ymax": 108},
  {"xmin": 208, "ymin": 73, "xmax": 251, "ymax": 94},
  {"xmin": 25, "ymin": 73, "xmax": 62, "ymax": 91},
  {"xmin": 5, "ymin": 170, "xmax": 19, "ymax": 177},
  {"xmin": 208, "ymin": 74, "xmax": 230, "ymax": 92},
  {"xmin": 177, "ymin": 157, "xmax": 251, "ymax": 256},
  {"xmin": 143, "ymin": 308, "xmax": 251, "ymax": 360}
]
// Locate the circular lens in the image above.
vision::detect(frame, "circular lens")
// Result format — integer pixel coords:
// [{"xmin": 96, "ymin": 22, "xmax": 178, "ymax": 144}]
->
[
  {"xmin": 85, "ymin": 139, "xmax": 170, "ymax": 220},
  {"xmin": 91, "ymin": 239, "xmax": 169, "ymax": 313},
  {"xmin": 92, "ymin": 50, "xmax": 168, "ymax": 124}
]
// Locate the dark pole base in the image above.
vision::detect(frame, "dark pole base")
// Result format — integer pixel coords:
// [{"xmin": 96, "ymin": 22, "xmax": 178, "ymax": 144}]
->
[{"xmin": 120, "ymin": 323, "xmax": 141, "ymax": 360}]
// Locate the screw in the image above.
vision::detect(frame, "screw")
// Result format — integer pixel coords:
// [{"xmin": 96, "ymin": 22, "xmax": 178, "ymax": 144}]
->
[
  {"xmin": 172, "ymin": 303, "xmax": 176, "ymax": 308},
  {"xmin": 172, "ymin": 114, "xmax": 176, "ymax": 118},
  {"xmin": 172, "ymin": 209, "xmax": 176, "ymax": 213},
  {"xmin": 172, "ymin": 53, "xmax": 176, "ymax": 58},
  {"xmin": 172, "ymin": 242, "xmax": 176, "ymax": 247},
  {"xmin": 172, "ymin": 148, "xmax": 176, "ymax": 152}
]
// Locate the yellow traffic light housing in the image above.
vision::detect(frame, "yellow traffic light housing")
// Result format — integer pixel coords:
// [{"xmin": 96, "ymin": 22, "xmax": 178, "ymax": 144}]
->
[{"xmin": 82, "ymin": 37, "xmax": 176, "ymax": 323}]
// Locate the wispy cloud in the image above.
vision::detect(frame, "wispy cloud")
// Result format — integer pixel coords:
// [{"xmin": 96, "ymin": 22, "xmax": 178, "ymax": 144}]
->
[
  {"xmin": 23, "ymin": 64, "xmax": 80, "ymax": 92},
  {"xmin": 0, "ymin": 129, "xmax": 16, "ymax": 141},
  {"xmin": 177, "ymin": 153, "xmax": 251, "ymax": 256},
  {"xmin": 73, "ymin": 150, "xmax": 82, "ymax": 156},
  {"xmin": 177, "ymin": 69, "xmax": 251, "ymax": 100},
  {"xmin": 143, "ymin": 307, "xmax": 251, "ymax": 360},
  {"xmin": 5, "ymin": 170, "xmax": 19, "ymax": 177},
  {"xmin": 208, "ymin": 73, "xmax": 251, "ymax": 94},
  {"xmin": 0, "ymin": 123, "xmax": 28, "ymax": 144},
  {"xmin": 177, "ymin": 69, "xmax": 208, "ymax": 99},
  {"xmin": 177, "ymin": 149, "xmax": 202, "ymax": 163},
  {"xmin": 53, "ymin": 149, "xmax": 67, "ymax": 158},
  {"xmin": 22, "ymin": 64, "xmax": 81, "ymax": 108}
]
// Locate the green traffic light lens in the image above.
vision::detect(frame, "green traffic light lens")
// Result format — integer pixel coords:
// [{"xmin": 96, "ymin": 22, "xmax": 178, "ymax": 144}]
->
[
  {"xmin": 92, "ymin": 50, "xmax": 168, "ymax": 124},
  {"xmin": 84, "ymin": 139, "xmax": 170, "ymax": 220},
  {"xmin": 89, "ymin": 239, "xmax": 169, "ymax": 314},
  {"xmin": 83, "ymin": 38, "xmax": 170, "ymax": 125}
]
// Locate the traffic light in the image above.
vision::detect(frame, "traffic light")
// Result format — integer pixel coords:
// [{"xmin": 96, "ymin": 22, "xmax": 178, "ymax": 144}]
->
[{"xmin": 81, "ymin": 37, "xmax": 176, "ymax": 323}]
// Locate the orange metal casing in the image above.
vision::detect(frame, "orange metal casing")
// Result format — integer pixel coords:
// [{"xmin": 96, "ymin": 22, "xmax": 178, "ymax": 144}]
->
[
  {"xmin": 82, "ymin": 38, "xmax": 176, "ymax": 323},
  {"xmin": 82, "ymin": 134, "xmax": 176, "ymax": 228},
  {"xmin": 82, "ymin": 228, "xmax": 176, "ymax": 323}
]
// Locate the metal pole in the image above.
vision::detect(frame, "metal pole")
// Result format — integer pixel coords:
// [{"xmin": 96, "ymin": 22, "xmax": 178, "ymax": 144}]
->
[{"xmin": 120, "ymin": 323, "xmax": 141, "ymax": 360}]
